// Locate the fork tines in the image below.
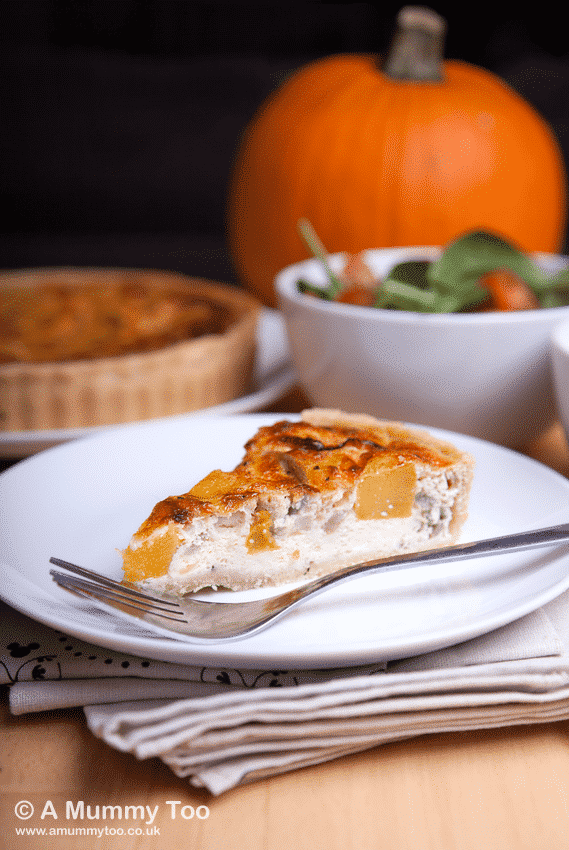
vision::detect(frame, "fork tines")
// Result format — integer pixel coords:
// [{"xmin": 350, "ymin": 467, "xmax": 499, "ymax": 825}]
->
[{"xmin": 49, "ymin": 557, "xmax": 187, "ymax": 623}]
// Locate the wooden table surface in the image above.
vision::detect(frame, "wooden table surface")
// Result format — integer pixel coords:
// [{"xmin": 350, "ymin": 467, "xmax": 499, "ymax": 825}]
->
[{"xmin": 3, "ymin": 396, "xmax": 569, "ymax": 850}]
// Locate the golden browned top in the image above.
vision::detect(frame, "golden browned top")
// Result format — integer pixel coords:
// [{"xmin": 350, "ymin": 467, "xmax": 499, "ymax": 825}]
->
[
  {"xmin": 133, "ymin": 412, "xmax": 465, "ymax": 540},
  {"xmin": 0, "ymin": 268, "xmax": 262, "ymax": 366},
  {"xmin": 0, "ymin": 277, "xmax": 232, "ymax": 364}
]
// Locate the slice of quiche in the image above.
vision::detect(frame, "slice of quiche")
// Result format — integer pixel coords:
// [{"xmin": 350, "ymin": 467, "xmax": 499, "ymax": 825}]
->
[{"xmin": 122, "ymin": 409, "xmax": 475, "ymax": 593}]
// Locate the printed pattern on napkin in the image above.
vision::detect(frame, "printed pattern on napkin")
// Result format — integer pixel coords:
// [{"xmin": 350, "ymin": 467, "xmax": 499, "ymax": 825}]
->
[
  {"xmin": 0, "ymin": 601, "xmax": 386, "ymax": 690},
  {"xmin": 0, "ymin": 602, "xmax": 195, "ymax": 683}
]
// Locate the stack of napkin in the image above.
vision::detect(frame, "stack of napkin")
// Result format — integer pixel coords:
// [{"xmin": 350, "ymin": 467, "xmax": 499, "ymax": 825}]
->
[{"xmin": 3, "ymin": 595, "xmax": 569, "ymax": 795}]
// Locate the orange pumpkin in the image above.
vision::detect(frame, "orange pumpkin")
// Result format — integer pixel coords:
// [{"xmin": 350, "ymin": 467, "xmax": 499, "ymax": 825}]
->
[{"xmin": 227, "ymin": 7, "xmax": 567, "ymax": 307}]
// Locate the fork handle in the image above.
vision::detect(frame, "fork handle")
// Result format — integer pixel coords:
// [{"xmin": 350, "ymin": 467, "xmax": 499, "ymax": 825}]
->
[{"xmin": 293, "ymin": 522, "xmax": 569, "ymax": 599}]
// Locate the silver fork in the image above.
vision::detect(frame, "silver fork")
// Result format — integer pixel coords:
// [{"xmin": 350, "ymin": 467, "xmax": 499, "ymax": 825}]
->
[{"xmin": 49, "ymin": 522, "xmax": 569, "ymax": 642}]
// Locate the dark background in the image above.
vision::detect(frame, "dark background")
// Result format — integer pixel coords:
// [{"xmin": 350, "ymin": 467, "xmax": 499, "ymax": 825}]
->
[{"xmin": 2, "ymin": 1, "xmax": 569, "ymax": 286}]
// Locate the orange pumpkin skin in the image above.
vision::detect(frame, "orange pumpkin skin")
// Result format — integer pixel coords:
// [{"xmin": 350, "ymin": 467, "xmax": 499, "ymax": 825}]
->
[{"xmin": 227, "ymin": 55, "xmax": 567, "ymax": 307}]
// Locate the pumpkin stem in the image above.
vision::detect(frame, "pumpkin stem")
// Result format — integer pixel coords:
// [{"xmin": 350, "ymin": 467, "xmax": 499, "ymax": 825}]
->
[{"xmin": 382, "ymin": 6, "xmax": 446, "ymax": 83}]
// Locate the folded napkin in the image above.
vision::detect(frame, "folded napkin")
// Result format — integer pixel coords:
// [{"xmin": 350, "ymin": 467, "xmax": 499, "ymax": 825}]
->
[{"xmin": 3, "ymin": 593, "xmax": 569, "ymax": 795}]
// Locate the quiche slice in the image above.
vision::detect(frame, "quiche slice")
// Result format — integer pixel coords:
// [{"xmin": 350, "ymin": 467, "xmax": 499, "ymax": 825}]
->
[{"xmin": 122, "ymin": 409, "xmax": 475, "ymax": 593}]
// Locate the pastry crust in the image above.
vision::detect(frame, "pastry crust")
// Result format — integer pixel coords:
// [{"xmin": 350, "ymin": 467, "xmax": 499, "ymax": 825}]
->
[{"xmin": 123, "ymin": 409, "xmax": 475, "ymax": 593}]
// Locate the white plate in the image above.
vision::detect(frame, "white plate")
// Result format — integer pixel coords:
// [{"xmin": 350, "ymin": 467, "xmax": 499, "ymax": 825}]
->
[
  {"xmin": 0, "ymin": 308, "xmax": 296, "ymax": 458},
  {"xmin": 2, "ymin": 414, "xmax": 569, "ymax": 669}
]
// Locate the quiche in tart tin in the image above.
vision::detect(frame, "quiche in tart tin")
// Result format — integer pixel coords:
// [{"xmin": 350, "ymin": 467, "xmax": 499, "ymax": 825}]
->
[{"xmin": 0, "ymin": 267, "xmax": 261, "ymax": 431}]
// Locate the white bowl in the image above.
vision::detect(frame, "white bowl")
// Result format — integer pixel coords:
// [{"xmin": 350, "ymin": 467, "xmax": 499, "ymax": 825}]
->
[
  {"xmin": 550, "ymin": 318, "xmax": 569, "ymax": 442},
  {"xmin": 275, "ymin": 246, "xmax": 569, "ymax": 448}
]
